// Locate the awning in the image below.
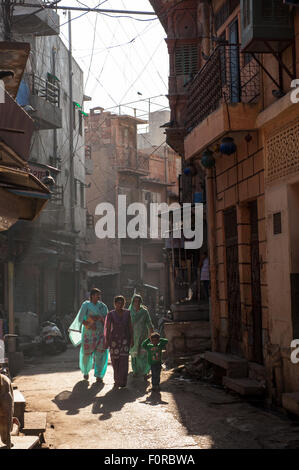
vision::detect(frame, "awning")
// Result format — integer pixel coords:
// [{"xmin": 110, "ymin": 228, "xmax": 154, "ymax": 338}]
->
[
  {"xmin": 37, "ymin": 248, "xmax": 58, "ymax": 255},
  {"xmin": 144, "ymin": 262, "xmax": 165, "ymax": 270},
  {"xmin": 49, "ymin": 239, "xmax": 73, "ymax": 247},
  {"xmin": 143, "ymin": 283, "xmax": 159, "ymax": 291},
  {"xmin": 87, "ymin": 269, "xmax": 120, "ymax": 278},
  {"xmin": 0, "ymin": 166, "xmax": 50, "ymax": 231}
]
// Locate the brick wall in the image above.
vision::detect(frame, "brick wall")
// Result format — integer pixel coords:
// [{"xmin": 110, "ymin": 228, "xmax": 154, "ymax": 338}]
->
[{"xmin": 214, "ymin": 130, "xmax": 268, "ymax": 360}]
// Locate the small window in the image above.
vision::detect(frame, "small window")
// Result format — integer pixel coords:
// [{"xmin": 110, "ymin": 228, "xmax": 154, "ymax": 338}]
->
[{"xmin": 273, "ymin": 212, "xmax": 282, "ymax": 235}]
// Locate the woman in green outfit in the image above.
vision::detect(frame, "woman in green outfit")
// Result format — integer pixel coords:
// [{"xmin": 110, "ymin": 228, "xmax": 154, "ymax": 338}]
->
[{"xmin": 129, "ymin": 294, "xmax": 154, "ymax": 379}]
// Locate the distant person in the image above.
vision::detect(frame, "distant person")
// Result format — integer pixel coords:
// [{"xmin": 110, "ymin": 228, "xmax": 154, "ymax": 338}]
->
[
  {"xmin": 142, "ymin": 332, "xmax": 168, "ymax": 392},
  {"xmin": 200, "ymin": 251, "xmax": 210, "ymax": 300},
  {"xmin": 104, "ymin": 296, "xmax": 134, "ymax": 389},
  {"xmin": 129, "ymin": 294, "xmax": 154, "ymax": 380},
  {"xmin": 69, "ymin": 288, "xmax": 108, "ymax": 383}
]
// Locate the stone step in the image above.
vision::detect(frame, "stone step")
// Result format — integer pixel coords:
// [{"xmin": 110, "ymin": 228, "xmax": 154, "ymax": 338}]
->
[
  {"xmin": 13, "ymin": 389, "xmax": 26, "ymax": 428},
  {"xmin": 23, "ymin": 412, "xmax": 47, "ymax": 436},
  {"xmin": 223, "ymin": 377, "xmax": 265, "ymax": 396},
  {"xmin": 248, "ymin": 362, "xmax": 266, "ymax": 382},
  {"xmin": 205, "ymin": 351, "xmax": 248, "ymax": 378},
  {"xmin": 11, "ymin": 435, "xmax": 40, "ymax": 449},
  {"xmin": 282, "ymin": 392, "xmax": 299, "ymax": 417}
]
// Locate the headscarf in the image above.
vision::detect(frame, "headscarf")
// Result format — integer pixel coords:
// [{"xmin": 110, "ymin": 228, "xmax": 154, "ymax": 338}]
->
[
  {"xmin": 129, "ymin": 294, "xmax": 148, "ymax": 315},
  {"xmin": 129, "ymin": 294, "xmax": 153, "ymax": 356}
]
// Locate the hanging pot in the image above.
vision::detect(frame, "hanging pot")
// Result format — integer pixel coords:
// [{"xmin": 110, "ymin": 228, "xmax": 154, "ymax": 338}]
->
[
  {"xmin": 220, "ymin": 137, "xmax": 237, "ymax": 155},
  {"xmin": 201, "ymin": 149, "xmax": 215, "ymax": 168}
]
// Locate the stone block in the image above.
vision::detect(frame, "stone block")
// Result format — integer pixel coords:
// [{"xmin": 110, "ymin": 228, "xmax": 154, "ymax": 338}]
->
[
  {"xmin": 223, "ymin": 377, "xmax": 264, "ymax": 395},
  {"xmin": 282, "ymin": 392, "xmax": 299, "ymax": 417},
  {"xmin": 239, "ymin": 180, "xmax": 248, "ymax": 202},
  {"xmin": 253, "ymin": 151, "xmax": 264, "ymax": 174},
  {"xmin": 242, "ymin": 157, "xmax": 254, "ymax": 179},
  {"xmin": 248, "ymin": 173, "xmax": 260, "ymax": 198},
  {"xmin": 224, "ymin": 186, "xmax": 237, "ymax": 208},
  {"xmin": 205, "ymin": 351, "xmax": 248, "ymax": 378}
]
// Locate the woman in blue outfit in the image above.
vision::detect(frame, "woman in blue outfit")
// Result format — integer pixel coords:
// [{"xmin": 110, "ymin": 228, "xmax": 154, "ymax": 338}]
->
[{"xmin": 69, "ymin": 288, "xmax": 108, "ymax": 383}]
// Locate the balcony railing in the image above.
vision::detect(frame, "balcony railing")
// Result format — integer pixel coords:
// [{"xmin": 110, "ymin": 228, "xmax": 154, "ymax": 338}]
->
[
  {"xmin": 29, "ymin": 73, "xmax": 60, "ymax": 107},
  {"xmin": 185, "ymin": 44, "xmax": 260, "ymax": 133},
  {"xmin": 118, "ymin": 152, "xmax": 149, "ymax": 174}
]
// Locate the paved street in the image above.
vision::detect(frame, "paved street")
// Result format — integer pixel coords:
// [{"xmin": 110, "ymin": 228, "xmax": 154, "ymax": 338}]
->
[{"xmin": 14, "ymin": 347, "xmax": 299, "ymax": 449}]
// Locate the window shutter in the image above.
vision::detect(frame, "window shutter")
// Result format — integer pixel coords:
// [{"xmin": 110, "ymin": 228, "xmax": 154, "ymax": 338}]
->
[{"xmin": 175, "ymin": 44, "xmax": 198, "ymax": 75}]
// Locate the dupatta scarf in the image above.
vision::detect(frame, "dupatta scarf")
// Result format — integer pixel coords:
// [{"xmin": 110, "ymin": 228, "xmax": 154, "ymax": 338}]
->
[{"xmin": 129, "ymin": 294, "xmax": 153, "ymax": 357}]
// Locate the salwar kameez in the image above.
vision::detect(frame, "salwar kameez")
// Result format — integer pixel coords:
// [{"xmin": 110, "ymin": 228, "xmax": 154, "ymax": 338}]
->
[
  {"xmin": 69, "ymin": 300, "xmax": 109, "ymax": 379},
  {"xmin": 129, "ymin": 296, "xmax": 153, "ymax": 377},
  {"xmin": 104, "ymin": 309, "xmax": 133, "ymax": 387}
]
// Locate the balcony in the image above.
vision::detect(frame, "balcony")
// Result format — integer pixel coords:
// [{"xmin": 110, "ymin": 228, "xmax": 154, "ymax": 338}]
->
[
  {"xmin": 12, "ymin": 0, "xmax": 60, "ymax": 37},
  {"xmin": 85, "ymin": 145, "xmax": 94, "ymax": 175},
  {"xmin": 118, "ymin": 151, "xmax": 149, "ymax": 176},
  {"xmin": 17, "ymin": 73, "xmax": 62, "ymax": 130},
  {"xmin": 185, "ymin": 44, "xmax": 261, "ymax": 159}
]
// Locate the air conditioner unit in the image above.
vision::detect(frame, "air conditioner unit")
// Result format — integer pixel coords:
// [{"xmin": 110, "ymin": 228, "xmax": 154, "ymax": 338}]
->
[{"xmin": 241, "ymin": 0, "xmax": 294, "ymax": 53}]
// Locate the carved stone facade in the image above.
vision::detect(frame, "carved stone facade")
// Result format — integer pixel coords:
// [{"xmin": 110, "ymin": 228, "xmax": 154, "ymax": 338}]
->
[{"xmin": 265, "ymin": 119, "xmax": 299, "ymax": 184}]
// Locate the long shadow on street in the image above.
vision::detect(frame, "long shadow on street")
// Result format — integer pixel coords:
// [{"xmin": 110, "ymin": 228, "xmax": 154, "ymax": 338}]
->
[
  {"xmin": 53, "ymin": 381, "xmax": 104, "ymax": 415},
  {"xmin": 91, "ymin": 378, "xmax": 149, "ymax": 421}
]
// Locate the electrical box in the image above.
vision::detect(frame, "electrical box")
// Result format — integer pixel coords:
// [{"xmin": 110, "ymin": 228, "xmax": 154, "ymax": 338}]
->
[{"xmin": 241, "ymin": 0, "xmax": 294, "ymax": 53}]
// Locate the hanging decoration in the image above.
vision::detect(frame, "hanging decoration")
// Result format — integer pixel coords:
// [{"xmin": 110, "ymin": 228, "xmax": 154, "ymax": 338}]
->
[
  {"xmin": 220, "ymin": 137, "xmax": 237, "ymax": 155},
  {"xmin": 201, "ymin": 149, "xmax": 215, "ymax": 168}
]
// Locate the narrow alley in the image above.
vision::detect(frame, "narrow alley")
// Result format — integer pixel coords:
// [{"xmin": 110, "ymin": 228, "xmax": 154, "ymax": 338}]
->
[{"xmin": 14, "ymin": 347, "xmax": 299, "ymax": 450}]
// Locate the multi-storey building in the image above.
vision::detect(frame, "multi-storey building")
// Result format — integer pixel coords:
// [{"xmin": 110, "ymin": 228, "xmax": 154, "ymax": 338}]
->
[
  {"xmin": 0, "ymin": 40, "xmax": 50, "ymax": 347},
  {"xmin": 0, "ymin": 1, "xmax": 89, "ymax": 323},
  {"xmin": 150, "ymin": 0, "xmax": 299, "ymax": 411},
  {"xmin": 85, "ymin": 108, "xmax": 182, "ymax": 310}
]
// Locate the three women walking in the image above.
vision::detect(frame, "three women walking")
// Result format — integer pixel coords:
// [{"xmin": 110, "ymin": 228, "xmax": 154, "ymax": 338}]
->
[{"xmin": 69, "ymin": 290, "xmax": 165, "ymax": 391}]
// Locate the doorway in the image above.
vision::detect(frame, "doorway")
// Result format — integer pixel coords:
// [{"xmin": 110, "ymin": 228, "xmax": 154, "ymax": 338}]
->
[{"xmin": 224, "ymin": 206, "xmax": 242, "ymax": 356}]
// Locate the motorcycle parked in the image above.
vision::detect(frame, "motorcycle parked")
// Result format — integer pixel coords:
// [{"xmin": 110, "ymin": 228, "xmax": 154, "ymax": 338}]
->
[{"xmin": 40, "ymin": 321, "xmax": 67, "ymax": 355}]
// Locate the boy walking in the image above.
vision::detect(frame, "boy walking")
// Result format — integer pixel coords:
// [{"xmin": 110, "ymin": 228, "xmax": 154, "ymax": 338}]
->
[{"xmin": 142, "ymin": 332, "xmax": 168, "ymax": 391}]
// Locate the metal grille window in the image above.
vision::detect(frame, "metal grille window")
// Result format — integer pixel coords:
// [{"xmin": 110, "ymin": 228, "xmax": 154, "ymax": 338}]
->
[
  {"xmin": 175, "ymin": 44, "xmax": 198, "ymax": 76},
  {"xmin": 30, "ymin": 73, "xmax": 60, "ymax": 107}
]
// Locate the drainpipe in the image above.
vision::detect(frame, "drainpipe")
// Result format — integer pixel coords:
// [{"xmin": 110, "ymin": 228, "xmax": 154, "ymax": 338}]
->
[{"xmin": 206, "ymin": 167, "xmax": 218, "ymax": 351}]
